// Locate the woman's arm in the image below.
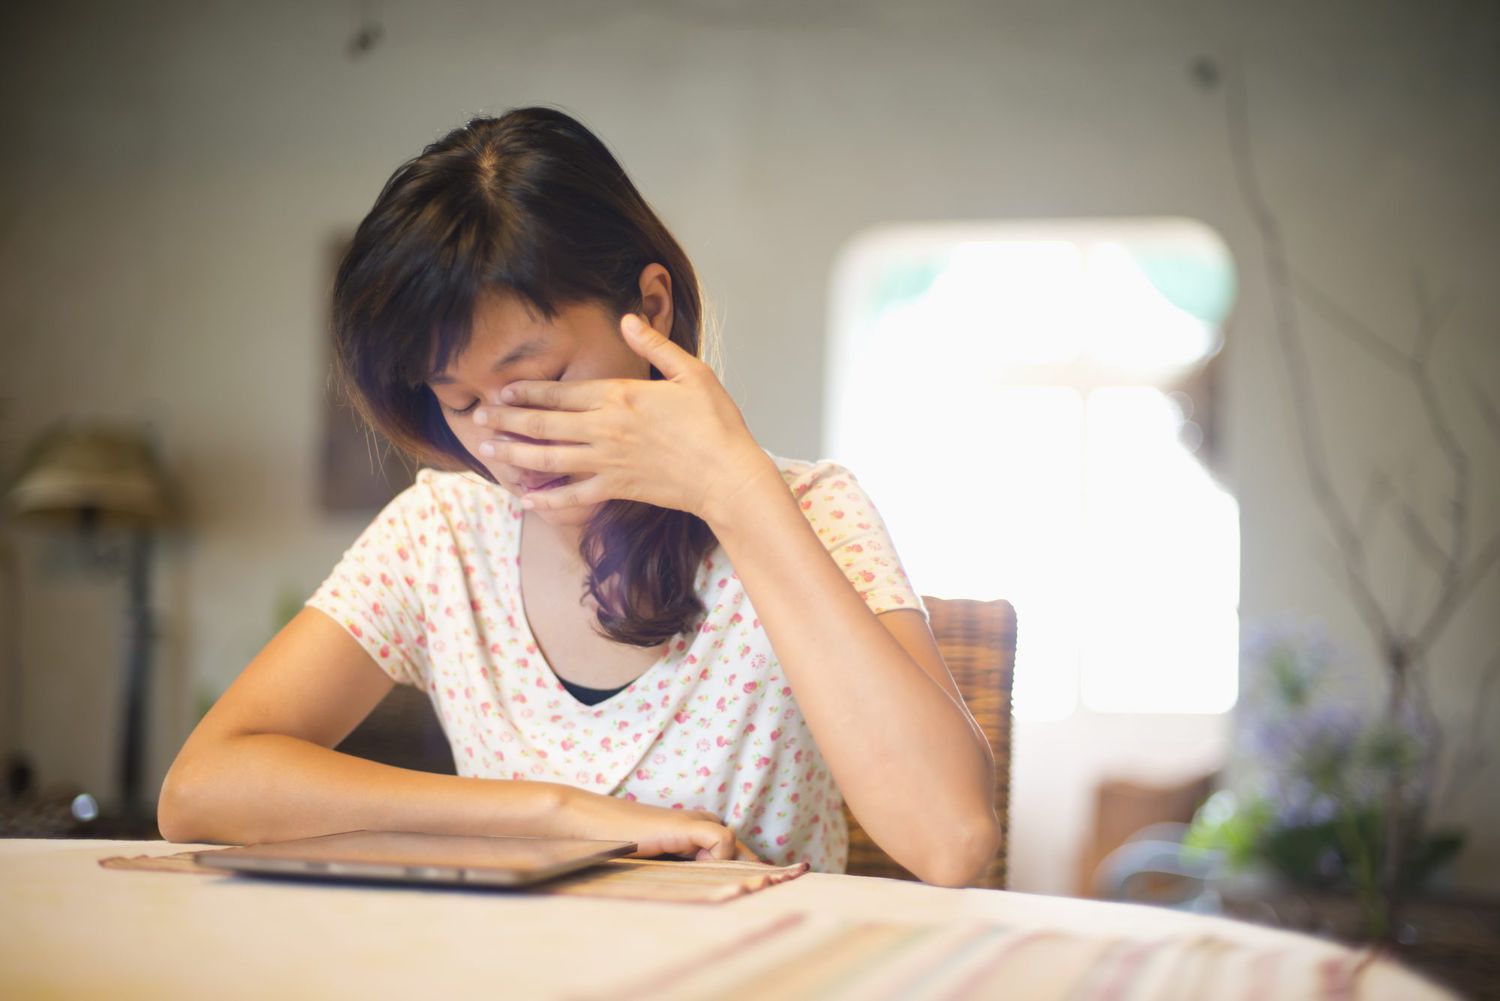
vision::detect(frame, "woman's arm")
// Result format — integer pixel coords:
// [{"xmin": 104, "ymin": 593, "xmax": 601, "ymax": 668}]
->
[
  {"xmin": 486, "ymin": 315, "xmax": 1001, "ymax": 886},
  {"xmin": 159, "ymin": 608, "xmax": 749, "ymax": 863},
  {"xmin": 702, "ymin": 461, "xmax": 1002, "ymax": 888},
  {"xmin": 158, "ymin": 608, "xmax": 570, "ymax": 845}
]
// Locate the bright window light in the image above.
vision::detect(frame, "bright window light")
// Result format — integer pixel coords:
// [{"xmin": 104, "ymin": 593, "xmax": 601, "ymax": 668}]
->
[{"xmin": 826, "ymin": 219, "xmax": 1239, "ymax": 719}]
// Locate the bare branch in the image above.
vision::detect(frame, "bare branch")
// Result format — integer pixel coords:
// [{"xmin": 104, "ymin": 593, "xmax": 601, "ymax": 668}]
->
[
  {"xmin": 1396, "ymin": 500, "xmax": 1449, "ymax": 576},
  {"xmin": 1469, "ymin": 649, "xmax": 1500, "ymax": 755},
  {"xmin": 1467, "ymin": 650, "xmax": 1500, "ymax": 763},
  {"xmin": 1410, "ymin": 273, "xmax": 1457, "ymax": 369},
  {"xmin": 1417, "ymin": 531, "xmax": 1500, "ymax": 654},
  {"xmin": 1292, "ymin": 273, "xmax": 1413, "ymax": 374},
  {"xmin": 1362, "ymin": 471, "xmax": 1392, "ymax": 540},
  {"xmin": 1396, "ymin": 556, "xmax": 1424, "ymax": 639},
  {"xmin": 1437, "ymin": 649, "xmax": 1500, "ymax": 808},
  {"xmin": 1356, "ymin": 470, "xmax": 1395, "ymax": 542},
  {"xmin": 1409, "ymin": 278, "xmax": 1470, "ymax": 601},
  {"xmin": 1223, "ymin": 65, "xmax": 1395, "ymax": 650},
  {"xmin": 1407, "ymin": 656, "xmax": 1444, "ymax": 807},
  {"xmin": 1471, "ymin": 379, "xmax": 1500, "ymax": 449},
  {"xmin": 1222, "ymin": 60, "xmax": 1494, "ymax": 946},
  {"xmin": 1352, "ymin": 472, "xmax": 1443, "ymax": 630},
  {"xmin": 1293, "ymin": 264, "xmax": 1473, "ymax": 661}
]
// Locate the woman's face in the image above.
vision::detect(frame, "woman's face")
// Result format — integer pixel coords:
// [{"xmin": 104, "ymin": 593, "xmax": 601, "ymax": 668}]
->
[{"xmin": 424, "ymin": 289, "xmax": 654, "ymax": 529}]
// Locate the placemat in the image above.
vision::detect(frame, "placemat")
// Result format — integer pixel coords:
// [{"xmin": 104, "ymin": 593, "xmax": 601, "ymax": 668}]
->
[
  {"xmin": 584, "ymin": 913, "xmax": 1406, "ymax": 1001},
  {"xmin": 98, "ymin": 848, "xmax": 808, "ymax": 904}
]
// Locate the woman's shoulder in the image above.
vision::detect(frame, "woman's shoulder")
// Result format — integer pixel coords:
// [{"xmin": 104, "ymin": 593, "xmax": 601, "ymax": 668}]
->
[
  {"xmin": 763, "ymin": 450, "xmax": 851, "ymax": 484},
  {"xmin": 356, "ymin": 468, "xmax": 517, "ymax": 541},
  {"xmin": 398, "ymin": 466, "xmax": 519, "ymax": 510},
  {"xmin": 763, "ymin": 450, "xmax": 866, "ymax": 499}
]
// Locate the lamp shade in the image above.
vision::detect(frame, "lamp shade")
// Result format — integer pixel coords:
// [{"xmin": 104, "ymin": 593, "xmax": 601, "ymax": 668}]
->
[{"xmin": 7, "ymin": 422, "xmax": 170, "ymax": 526}]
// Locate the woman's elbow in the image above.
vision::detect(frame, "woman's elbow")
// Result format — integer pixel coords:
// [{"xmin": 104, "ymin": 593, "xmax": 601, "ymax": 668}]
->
[
  {"xmin": 917, "ymin": 812, "xmax": 1002, "ymax": 889},
  {"xmin": 156, "ymin": 757, "xmax": 204, "ymax": 844}
]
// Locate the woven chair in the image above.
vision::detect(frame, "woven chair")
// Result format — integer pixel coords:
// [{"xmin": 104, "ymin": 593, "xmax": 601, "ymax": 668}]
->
[
  {"xmin": 335, "ymin": 685, "xmax": 455, "ymax": 776},
  {"xmin": 840, "ymin": 596, "xmax": 1017, "ymax": 889}
]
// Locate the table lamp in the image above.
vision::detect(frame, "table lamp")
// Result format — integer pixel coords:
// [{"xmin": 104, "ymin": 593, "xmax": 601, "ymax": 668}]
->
[{"xmin": 6, "ymin": 421, "xmax": 171, "ymax": 831}]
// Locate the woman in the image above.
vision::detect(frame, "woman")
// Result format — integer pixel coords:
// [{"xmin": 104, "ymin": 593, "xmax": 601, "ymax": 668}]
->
[{"xmin": 158, "ymin": 107, "xmax": 999, "ymax": 885}]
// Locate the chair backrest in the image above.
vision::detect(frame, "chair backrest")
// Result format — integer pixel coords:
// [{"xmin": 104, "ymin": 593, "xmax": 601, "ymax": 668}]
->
[
  {"xmin": 335, "ymin": 685, "xmax": 455, "ymax": 775},
  {"xmin": 841, "ymin": 597, "xmax": 1016, "ymax": 889}
]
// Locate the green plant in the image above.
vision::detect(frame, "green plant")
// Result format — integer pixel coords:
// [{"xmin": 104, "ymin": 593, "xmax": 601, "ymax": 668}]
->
[{"xmin": 1186, "ymin": 622, "xmax": 1465, "ymax": 938}]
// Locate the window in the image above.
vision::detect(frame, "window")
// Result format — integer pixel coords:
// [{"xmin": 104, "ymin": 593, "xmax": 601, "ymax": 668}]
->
[{"xmin": 826, "ymin": 219, "xmax": 1239, "ymax": 719}]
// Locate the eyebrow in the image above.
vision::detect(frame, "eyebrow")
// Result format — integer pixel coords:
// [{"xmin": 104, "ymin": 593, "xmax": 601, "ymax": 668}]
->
[{"xmin": 426, "ymin": 336, "xmax": 547, "ymax": 386}]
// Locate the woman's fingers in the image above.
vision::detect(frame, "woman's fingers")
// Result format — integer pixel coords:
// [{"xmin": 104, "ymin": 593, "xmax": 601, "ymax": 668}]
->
[
  {"xmin": 492, "ymin": 378, "xmax": 621, "ymax": 411},
  {"xmin": 519, "ymin": 473, "xmax": 611, "ymax": 512},
  {"xmin": 474, "ymin": 401, "xmax": 593, "ymax": 442},
  {"xmin": 644, "ymin": 822, "xmax": 734, "ymax": 861},
  {"xmin": 632, "ymin": 823, "xmax": 761, "ymax": 864},
  {"xmin": 478, "ymin": 437, "xmax": 592, "ymax": 475},
  {"xmin": 620, "ymin": 314, "xmax": 698, "ymax": 381},
  {"xmin": 734, "ymin": 837, "xmax": 766, "ymax": 864},
  {"xmin": 671, "ymin": 819, "xmax": 735, "ymax": 861},
  {"xmin": 708, "ymin": 825, "xmax": 737, "ymax": 860}
]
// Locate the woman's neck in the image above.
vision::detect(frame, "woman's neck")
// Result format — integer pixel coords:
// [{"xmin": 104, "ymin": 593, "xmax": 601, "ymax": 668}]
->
[{"xmin": 522, "ymin": 513, "xmax": 587, "ymax": 569}]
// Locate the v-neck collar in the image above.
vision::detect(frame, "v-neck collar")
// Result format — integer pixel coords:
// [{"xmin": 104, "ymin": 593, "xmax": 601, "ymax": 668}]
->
[
  {"xmin": 509, "ymin": 508, "xmax": 676, "ymax": 714},
  {"xmin": 456, "ymin": 472, "xmax": 718, "ymax": 793},
  {"xmin": 495, "ymin": 505, "xmax": 714, "ymax": 793}
]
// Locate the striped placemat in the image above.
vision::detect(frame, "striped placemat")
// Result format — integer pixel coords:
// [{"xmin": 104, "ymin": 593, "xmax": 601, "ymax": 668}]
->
[
  {"xmin": 98, "ymin": 849, "xmax": 808, "ymax": 904},
  {"xmin": 581, "ymin": 913, "xmax": 1392, "ymax": 1001}
]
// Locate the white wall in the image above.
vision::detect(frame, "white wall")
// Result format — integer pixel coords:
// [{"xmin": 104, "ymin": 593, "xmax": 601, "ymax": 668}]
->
[{"xmin": 1, "ymin": 0, "xmax": 1495, "ymax": 895}]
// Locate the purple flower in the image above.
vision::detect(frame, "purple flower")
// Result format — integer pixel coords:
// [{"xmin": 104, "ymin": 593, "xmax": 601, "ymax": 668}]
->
[{"xmin": 1234, "ymin": 619, "xmax": 1433, "ymax": 828}]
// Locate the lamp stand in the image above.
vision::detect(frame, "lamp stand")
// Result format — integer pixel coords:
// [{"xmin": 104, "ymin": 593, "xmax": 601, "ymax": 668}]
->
[{"xmin": 118, "ymin": 526, "xmax": 155, "ymax": 828}]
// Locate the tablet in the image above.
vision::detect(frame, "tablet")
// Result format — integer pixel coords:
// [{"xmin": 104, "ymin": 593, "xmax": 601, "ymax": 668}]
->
[{"xmin": 196, "ymin": 829, "xmax": 638, "ymax": 888}]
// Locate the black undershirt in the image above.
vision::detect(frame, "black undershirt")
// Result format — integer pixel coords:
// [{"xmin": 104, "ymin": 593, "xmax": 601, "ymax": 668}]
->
[{"xmin": 558, "ymin": 676, "xmax": 633, "ymax": 706}]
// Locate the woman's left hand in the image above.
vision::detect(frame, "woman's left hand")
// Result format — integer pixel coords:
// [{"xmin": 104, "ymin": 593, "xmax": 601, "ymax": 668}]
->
[{"xmin": 473, "ymin": 313, "xmax": 780, "ymax": 523}]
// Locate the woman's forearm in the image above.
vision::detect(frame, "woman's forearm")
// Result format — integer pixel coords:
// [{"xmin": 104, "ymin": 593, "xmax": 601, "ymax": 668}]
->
[
  {"xmin": 157, "ymin": 732, "xmax": 570, "ymax": 846},
  {"xmin": 704, "ymin": 462, "xmax": 1000, "ymax": 886}
]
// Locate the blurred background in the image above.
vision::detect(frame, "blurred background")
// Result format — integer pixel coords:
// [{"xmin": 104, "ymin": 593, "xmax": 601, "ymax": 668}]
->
[{"xmin": 1, "ymin": 0, "xmax": 1496, "ymax": 987}]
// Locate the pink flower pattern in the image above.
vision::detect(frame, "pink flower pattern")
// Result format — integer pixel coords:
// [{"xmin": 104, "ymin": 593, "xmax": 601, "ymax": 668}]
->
[{"xmin": 305, "ymin": 452, "xmax": 925, "ymax": 871}]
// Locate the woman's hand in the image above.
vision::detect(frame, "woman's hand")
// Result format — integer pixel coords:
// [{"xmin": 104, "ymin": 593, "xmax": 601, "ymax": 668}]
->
[
  {"xmin": 472, "ymin": 314, "xmax": 782, "ymax": 525},
  {"xmin": 557, "ymin": 787, "xmax": 766, "ymax": 863},
  {"xmin": 728, "ymin": 836, "xmax": 767, "ymax": 864}
]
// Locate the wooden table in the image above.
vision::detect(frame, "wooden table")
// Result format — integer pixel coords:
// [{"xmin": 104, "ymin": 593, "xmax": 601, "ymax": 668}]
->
[{"xmin": 2, "ymin": 839, "xmax": 1453, "ymax": 1000}]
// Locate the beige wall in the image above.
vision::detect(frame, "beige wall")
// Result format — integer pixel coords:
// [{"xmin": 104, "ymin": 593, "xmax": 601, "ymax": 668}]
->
[{"xmin": 1, "ymin": 0, "xmax": 1496, "ymax": 894}]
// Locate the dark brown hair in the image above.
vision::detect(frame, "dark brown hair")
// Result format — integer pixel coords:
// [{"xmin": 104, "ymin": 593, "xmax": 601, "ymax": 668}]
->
[{"xmin": 330, "ymin": 107, "xmax": 715, "ymax": 646}]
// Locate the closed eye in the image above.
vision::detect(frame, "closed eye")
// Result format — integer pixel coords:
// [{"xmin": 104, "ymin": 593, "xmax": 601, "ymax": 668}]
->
[{"xmin": 441, "ymin": 371, "xmax": 563, "ymax": 419}]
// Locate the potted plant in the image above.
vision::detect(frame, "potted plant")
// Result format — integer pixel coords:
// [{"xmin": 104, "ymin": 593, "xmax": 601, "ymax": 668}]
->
[{"xmin": 1186, "ymin": 621, "xmax": 1465, "ymax": 939}]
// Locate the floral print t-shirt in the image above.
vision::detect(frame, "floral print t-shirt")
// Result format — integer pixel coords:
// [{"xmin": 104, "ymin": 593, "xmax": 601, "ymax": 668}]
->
[{"xmin": 304, "ymin": 451, "xmax": 926, "ymax": 872}]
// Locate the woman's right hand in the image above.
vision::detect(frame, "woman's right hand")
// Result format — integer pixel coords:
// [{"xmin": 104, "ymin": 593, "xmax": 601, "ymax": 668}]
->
[{"xmin": 556, "ymin": 788, "xmax": 765, "ymax": 863}]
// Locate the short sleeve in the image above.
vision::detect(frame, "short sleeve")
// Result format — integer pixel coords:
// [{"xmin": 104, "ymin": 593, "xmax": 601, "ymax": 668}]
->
[
  {"xmin": 789, "ymin": 460, "xmax": 928, "ymax": 620},
  {"xmin": 305, "ymin": 483, "xmax": 432, "ymax": 688}
]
